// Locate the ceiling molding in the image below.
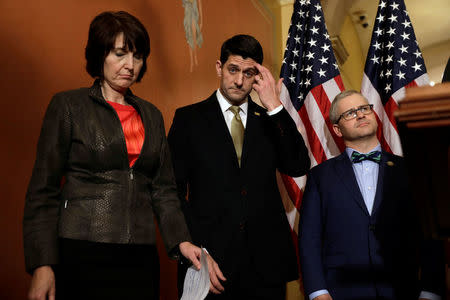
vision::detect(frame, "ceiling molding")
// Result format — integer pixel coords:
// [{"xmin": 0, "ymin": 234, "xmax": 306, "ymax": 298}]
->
[
  {"xmin": 277, "ymin": 0, "xmax": 294, "ymax": 5},
  {"xmin": 322, "ymin": 0, "xmax": 356, "ymax": 36}
]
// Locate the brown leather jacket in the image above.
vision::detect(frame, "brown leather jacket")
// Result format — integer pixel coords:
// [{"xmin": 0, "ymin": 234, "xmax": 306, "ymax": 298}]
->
[{"xmin": 23, "ymin": 81, "xmax": 190, "ymax": 273}]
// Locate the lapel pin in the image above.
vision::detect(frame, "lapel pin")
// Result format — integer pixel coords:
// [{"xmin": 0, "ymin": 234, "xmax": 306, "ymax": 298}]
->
[
  {"xmin": 254, "ymin": 112, "xmax": 260, "ymax": 116},
  {"xmin": 386, "ymin": 161, "xmax": 394, "ymax": 166}
]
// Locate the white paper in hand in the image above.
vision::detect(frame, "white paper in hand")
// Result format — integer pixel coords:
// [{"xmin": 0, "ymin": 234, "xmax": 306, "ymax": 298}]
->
[{"xmin": 180, "ymin": 248, "xmax": 210, "ymax": 300}]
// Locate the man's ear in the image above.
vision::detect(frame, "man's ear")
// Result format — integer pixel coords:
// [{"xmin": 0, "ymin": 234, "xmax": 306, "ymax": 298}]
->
[
  {"xmin": 333, "ymin": 123, "xmax": 343, "ymax": 137},
  {"xmin": 216, "ymin": 60, "xmax": 222, "ymax": 77}
]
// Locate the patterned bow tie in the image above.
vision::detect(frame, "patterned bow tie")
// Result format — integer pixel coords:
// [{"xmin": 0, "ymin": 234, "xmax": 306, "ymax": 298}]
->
[{"xmin": 351, "ymin": 151, "xmax": 381, "ymax": 164}]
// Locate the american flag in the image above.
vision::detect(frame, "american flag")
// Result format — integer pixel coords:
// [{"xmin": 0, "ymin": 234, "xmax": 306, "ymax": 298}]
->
[
  {"xmin": 361, "ymin": 0, "xmax": 429, "ymax": 155},
  {"xmin": 278, "ymin": 0, "xmax": 345, "ymax": 294}
]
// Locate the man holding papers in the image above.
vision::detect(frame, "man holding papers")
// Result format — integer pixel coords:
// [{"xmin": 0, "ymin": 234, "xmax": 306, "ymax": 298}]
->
[{"xmin": 168, "ymin": 34, "xmax": 310, "ymax": 299}]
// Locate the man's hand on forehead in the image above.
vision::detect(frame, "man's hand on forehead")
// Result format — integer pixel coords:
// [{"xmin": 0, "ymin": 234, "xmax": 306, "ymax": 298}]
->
[{"xmin": 252, "ymin": 64, "xmax": 283, "ymax": 111}]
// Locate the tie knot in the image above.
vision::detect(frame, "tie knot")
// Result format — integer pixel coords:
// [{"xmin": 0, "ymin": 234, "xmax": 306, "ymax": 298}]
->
[
  {"xmin": 351, "ymin": 151, "xmax": 381, "ymax": 164},
  {"xmin": 229, "ymin": 105, "xmax": 241, "ymax": 116}
]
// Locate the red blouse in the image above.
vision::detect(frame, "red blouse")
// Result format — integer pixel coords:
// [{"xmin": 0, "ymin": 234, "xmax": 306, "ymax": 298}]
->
[{"xmin": 108, "ymin": 101, "xmax": 145, "ymax": 167}]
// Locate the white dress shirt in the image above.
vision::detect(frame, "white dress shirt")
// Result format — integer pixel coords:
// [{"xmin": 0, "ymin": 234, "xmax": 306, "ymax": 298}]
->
[
  {"xmin": 216, "ymin": 89, "xmax": 249, "ymax": 130},
  {"xmin": 346, "ymin": 144, "xmax": 381, "ymax": 215},
  {"xmin": 215, "ymin": 89, "xmax": 283, "ymax": 134}
]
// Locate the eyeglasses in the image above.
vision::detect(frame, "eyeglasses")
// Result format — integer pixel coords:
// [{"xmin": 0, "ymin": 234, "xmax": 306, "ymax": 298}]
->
[{"xmin": 335, "ymin": 104, "xmax": 374, "ymax": 123}]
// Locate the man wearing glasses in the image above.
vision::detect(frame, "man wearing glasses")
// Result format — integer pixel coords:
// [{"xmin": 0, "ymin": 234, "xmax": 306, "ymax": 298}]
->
[{"xmin": 298, "ymin": 90, "xmax": 442, "ymax": 300}]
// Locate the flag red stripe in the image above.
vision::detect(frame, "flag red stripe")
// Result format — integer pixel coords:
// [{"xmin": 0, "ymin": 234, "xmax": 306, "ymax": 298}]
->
[
  {"xmin": 310, "ymin": 85, "xmax": 346, "ymax": 152},
  {"xmin": 406, "ymin": 80, "xmax": 418, "ymax": 88},
  {"xmin": 298, "ymin": 105, "xmax": 327, "ymax": 164},
  {"xmin": 384, "ymin": 97, "xmax": 399, "ymax": 132},
  {"xmin": 281, "ymin": 174, "xmax": 303, "ymax": 210},
  {"xmin": 334, "ymin": 75, "xmax": 345, "ymax": 91},
  {"xmin": 373, "ymin": 112, "xmax": 393, "ymax": 153}
]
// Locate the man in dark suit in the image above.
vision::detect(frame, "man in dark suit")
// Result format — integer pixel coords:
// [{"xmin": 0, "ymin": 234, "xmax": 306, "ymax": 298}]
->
[
  {"xmin": 298, "ymin": 90, "xmax": 442, "ymax": 300},
  {"xmin": 168, "ymin": 34, "xmax": 310, "ymax": 299}
]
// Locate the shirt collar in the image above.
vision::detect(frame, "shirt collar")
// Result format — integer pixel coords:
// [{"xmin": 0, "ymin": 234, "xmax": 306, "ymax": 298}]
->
[
  {"xmin": 216, "ymin": 89, "xmax": 248, "ymax": 115},
  {"xmin": 345, "ymin": 144, "xmax": 382, "ymax": 160}
]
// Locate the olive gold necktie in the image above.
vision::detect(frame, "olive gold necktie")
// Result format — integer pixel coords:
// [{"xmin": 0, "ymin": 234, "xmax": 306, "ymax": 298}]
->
[{"xmin": 229, "ymin": 105, "xmax": 244, "ymax": 167}]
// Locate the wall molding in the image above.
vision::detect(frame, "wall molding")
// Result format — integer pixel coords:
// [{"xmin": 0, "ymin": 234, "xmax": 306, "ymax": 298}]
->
[
  {"xmin": 330, "ymin": 35, "xmax": 349, "ymax": 65},
  {"xmin": 278, "ymin": 0, "xmax": 294, "ymax": 5},
  {"xmin": 252, "ymin": 0, "xmax": 274, "ymax": 24}
]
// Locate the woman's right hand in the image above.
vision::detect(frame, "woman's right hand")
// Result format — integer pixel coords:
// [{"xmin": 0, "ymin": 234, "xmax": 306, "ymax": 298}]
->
[{"xmin": 28, "ymin": 265, "xmax": 55, "ymax": 300}]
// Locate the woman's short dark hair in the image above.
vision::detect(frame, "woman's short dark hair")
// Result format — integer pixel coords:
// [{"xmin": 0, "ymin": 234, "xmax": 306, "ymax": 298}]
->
[
  {"xmin": 85, "ymin": 11, "xmax": 150, "ymax": 82},
  {"xmin": 220, "ymin": 34, "xmax": 263, "ymax": 65}
]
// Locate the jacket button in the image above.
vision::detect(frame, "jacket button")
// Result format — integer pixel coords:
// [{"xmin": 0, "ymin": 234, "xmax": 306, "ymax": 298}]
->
[
  {"xmin": 239, "ymin": 222, "xmax": 246, "ymax": 231},
  {"xmin": 277, "ymin": 123, "xmax": 284, "ymax": 136}
]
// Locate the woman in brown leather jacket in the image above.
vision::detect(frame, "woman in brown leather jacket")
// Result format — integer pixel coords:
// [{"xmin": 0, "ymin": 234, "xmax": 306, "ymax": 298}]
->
[{"xmin": 23, "ymin": 11, "xmax": 208, "ymax": 300}]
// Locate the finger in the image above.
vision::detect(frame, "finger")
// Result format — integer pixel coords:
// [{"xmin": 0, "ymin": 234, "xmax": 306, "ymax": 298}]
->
[
  {"xmin": 277, "ymin": 78, "xmax": 283, "ymax": 90},
  {"xmin": 210, "ymin": 274, "xmax": 225, "ymax": 291},
  {"xmin": 255, "ymin": 63, "xmax": 268, "ymax": 75},
  {"xmin": 193, "ymin": 246, "xmax": 202, "ymax": 258},
  {"xmin": 252, "ymin": 82, "xmax": 261, "ymax": 92},
  {"xmin": 213, "ymin": 263, "xmax": 226, "ymax": 281},
  {"xmin": 208, "ymin": 262, "xmax": 225, "ymax": 291},
  {"xmin": 276, "ymin": 78, "xmax": 284, "ymax": 95},
  {"xmin": 255, "ymin": 64, "xmax": 268, "ymax": 81},
  {"xmin": 49, "ymin": 282, "xmax": 56, "ymax": 300},
  {"xmin": 190, "ymin": 254, "xmax": 201, "ymax": 270},
  {"xmin": 209, "ymin": 272, "xmax": 225, "ymax": 292},
  {"xmin": 28, "ymin": 289, "xmax": 41, "ymax": 300},
  {"xmin": 254, "ymin": 73, "xmax": 263, "ymax": 82},
  {"xmin": 210, "ymin": 284, "xmax": 221, "ymax": 294},
  {"xmin": 256, "ymin": 64, "xmax": 275, "ymax": 83},
  {"xmin": 32, "ymin": 289, "xmax": 44, "ymax": 300}
]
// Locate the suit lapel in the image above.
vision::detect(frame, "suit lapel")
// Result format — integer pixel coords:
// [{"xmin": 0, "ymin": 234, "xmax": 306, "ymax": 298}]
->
[
  {"xmin": 200, "ymin": 93, "xmax": 240, "ymax": 168},
  {"xmin": 371, "ymin": 151, "xmax": 390, "ymax": 215},
  {"xmin": 199, "ymin": 95, "xmax": 265, "ymax": 169},
  {"xmin": 334, "ymin": 153, "xmax": 370, "ymax": 216},
  {"xmin": 240, "ymin": 99, "xmax": 262, "ymax": 169}
]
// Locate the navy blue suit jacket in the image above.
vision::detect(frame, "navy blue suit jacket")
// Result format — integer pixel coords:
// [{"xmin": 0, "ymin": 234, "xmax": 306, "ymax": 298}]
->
[{"xmin": 299, "ymin": 151, "xmax": 422, "ymax": 300}]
